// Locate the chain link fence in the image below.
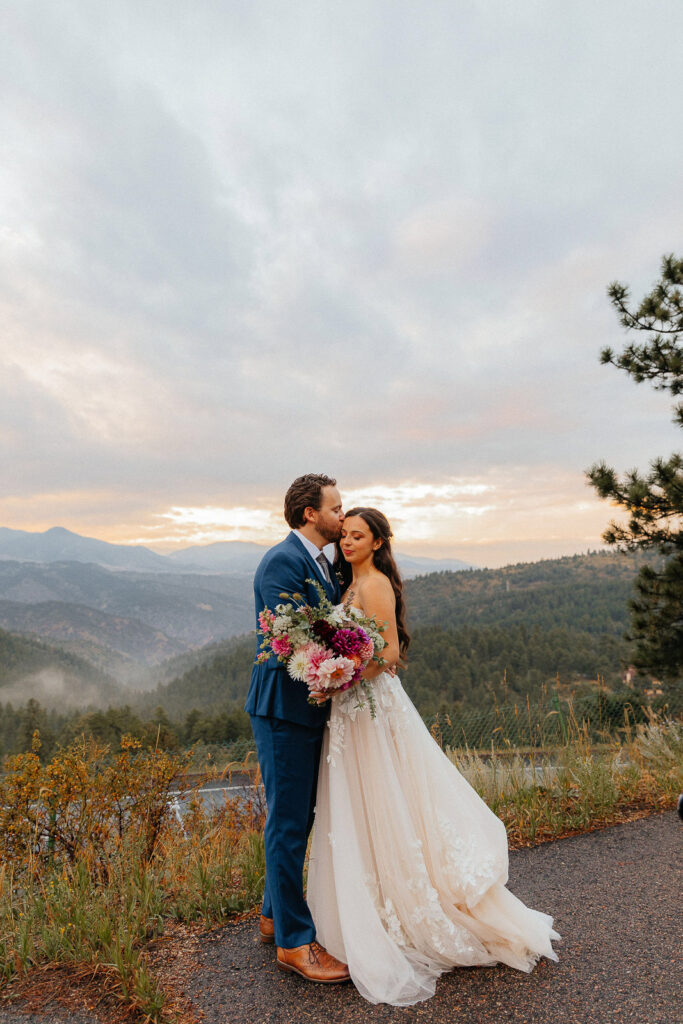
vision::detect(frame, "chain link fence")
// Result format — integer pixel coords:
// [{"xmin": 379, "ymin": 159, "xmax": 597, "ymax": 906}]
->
[
  {"xmin": 224, "ymin": 688, "xmax": 683, "ymax": 766},
  {"xmin": 425, "ymin": 687, "xmax": 683, "ymax": 752}
]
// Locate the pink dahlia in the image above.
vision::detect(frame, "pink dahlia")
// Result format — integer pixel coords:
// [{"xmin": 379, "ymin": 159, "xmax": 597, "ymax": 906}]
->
[
  {"xmin": 271, "ymin": 635, "xmax": 292, "ymax": 657},
  {"xmin": 315, "ymin": 656, "xmax": 356, "ymax": 692},
  {"xmin": 303, "ymin": 643, "xmax": 334, "ymax": 686}
]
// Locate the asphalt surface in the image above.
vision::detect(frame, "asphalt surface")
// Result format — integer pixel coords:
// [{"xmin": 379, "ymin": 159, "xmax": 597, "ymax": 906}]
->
[{"xmin": 1, "ymin": 812, "xmax": 681, "ymax": 1024}]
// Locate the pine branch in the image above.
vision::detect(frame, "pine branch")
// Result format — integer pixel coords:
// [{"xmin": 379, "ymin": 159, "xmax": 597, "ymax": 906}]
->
[{"xmin": 588, "ymin": 254, "xmax": 683, "ymax": 679}]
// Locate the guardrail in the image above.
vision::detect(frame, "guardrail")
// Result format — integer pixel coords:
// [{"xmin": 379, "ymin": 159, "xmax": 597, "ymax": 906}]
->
[{"xmin": 173, "ymin": 748, "xmax": 260, "ymax": 791}]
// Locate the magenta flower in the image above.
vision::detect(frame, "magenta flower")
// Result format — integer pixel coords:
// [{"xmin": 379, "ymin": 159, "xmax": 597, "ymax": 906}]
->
[
  {"xmin": 271, "ymin": 635, "xmax": 293, "ymax": 657},
  {"xmin": 331, "ymin": 627, "xmax": 369, "ymax": 658}
]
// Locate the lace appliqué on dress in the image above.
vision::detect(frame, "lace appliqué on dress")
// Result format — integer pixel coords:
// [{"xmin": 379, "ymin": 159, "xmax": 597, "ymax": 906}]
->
[
  {"xmin": 404, "ymin": 839, "xmax": 478, "ymax": 958},
  {"xmin": 435, "ymin": 810, "xmax": 504, "ymax": 904},
  {"xmin": 362, "ymin": 873, "xmax": 408, "ymax": 949}
]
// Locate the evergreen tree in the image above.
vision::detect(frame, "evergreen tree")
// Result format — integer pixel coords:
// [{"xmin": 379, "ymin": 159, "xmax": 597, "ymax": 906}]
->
[
  {"xmin": 587, "ymin": 254, "xmax": 683, "ymax": 680},
  {"xmin": 18, "ymin": 698, "xmax": 56, "ymax": 760}
]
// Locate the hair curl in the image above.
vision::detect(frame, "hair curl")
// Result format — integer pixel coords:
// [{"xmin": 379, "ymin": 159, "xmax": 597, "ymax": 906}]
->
[
  {"xmin": 337, "ymin": 507, "xmax": 410, "ymax": 659},
  {"xmin": 284, "ymin": 474, "xmax": 337, "ymax": 529}
]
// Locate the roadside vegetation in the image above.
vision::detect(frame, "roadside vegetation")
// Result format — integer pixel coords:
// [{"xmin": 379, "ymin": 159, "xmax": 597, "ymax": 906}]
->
[
  {"xmin": 0, "ymin": 733, "xmax": 265, "ymax": 1021},
  {"xmin": 0, "ymin": 712, "xmax": 680, "ymax": 1022},
  {"xmin": 448, "ymin": 709, "xmax": 682, "ymax": 846}
]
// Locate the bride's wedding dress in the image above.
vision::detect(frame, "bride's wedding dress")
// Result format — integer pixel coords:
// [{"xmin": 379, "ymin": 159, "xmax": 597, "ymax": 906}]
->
[{"xmin": 307, "ymin": 663, "xmax": 560, "ymax": 1005}]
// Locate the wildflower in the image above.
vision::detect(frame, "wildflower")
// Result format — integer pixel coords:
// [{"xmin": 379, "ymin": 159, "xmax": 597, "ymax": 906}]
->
[
  {"xmin": 272, "ymin": 614, "xmax": 293, "ymax": 635},
  {"xmin": 258, "ymin": 609, "xmax": 275, "ymax": 631}
]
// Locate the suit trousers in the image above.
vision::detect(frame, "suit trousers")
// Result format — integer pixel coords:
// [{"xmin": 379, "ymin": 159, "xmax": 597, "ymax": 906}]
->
[{"xmin": 250, "ymin": 714, "xmax": 324, "ymax": 949}]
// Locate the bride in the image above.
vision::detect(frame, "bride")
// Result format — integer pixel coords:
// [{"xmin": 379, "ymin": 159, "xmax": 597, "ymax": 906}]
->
[{"xmin": 307, "ymin": 507, "xmax": 560, "ymax": 1006}]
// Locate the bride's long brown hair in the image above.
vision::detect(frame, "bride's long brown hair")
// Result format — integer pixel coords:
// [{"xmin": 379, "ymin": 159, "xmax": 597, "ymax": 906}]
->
[{"xmin": 337, "ymin": 507, "xmax": 411, "ymax": 659}]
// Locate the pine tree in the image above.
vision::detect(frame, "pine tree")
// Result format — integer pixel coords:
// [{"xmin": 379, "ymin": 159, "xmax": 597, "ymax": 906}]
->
[{"xmin": 587, "ymin": 254, "xmax": 683, "ymax": 681}]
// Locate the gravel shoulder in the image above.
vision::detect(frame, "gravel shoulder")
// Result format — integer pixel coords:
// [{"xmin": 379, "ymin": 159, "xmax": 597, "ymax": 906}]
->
[{"xmin": 2, "ymin": 812, "xmax": 681, "ymax": 1024}]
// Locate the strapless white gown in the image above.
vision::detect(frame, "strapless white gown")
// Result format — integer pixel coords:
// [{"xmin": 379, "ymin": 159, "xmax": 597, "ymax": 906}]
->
[{"xmin": 307, "ymin": 667, "xmax": 560, "ymax": 1005}]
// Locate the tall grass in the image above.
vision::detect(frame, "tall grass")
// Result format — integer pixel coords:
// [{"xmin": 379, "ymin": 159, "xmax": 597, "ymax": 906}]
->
[{"xmin": 448, "ymin": 710, "xmax": 683, "ymax": 846}]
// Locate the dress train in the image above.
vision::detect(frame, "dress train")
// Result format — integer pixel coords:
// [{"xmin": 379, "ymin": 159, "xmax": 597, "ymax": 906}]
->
[{"xmin": 307, "ymin": 672, "xmax": 560, "ymax": 1005}]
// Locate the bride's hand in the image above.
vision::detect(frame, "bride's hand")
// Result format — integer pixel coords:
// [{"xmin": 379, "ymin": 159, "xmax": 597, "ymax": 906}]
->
[{"xmin": 309, "ymin": 689, "xmax": 329, "ymax": 705}]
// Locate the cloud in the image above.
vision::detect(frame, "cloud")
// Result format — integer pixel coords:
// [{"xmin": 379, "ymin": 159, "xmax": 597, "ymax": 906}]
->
[
  {"xmin": 394, "ymin": 198, "xmax": 496, "ymax": 276},
  {"xmin": 108, "ymin": 466, "xmax": 616, "ymax": 569},
  {"xmin": 1, "ymin": 1, "xmax": 681, "ymax": 563}
]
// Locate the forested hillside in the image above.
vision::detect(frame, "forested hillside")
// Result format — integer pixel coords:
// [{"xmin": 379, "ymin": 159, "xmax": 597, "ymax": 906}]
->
[
  {"xmin": 136, "ymin": 635, "xmax": 256, "ymax": 719},
  {"xmin": 0, "ymin": 627, "xmax": 123, "ymax": 707},
  {"xmin": 139, "ymin": 551, "xmax": 641, "ymax": 716},
  {"xmin": 405, "ymin": 551, "xmax": 647, "ymax": 633},
  {"xmin": 402, "ymin": 624, "xmax": 627, "ymax": 714},
  {"xmin": 0, "ymin": 551, "xmax": 656, "ymax": 758}
]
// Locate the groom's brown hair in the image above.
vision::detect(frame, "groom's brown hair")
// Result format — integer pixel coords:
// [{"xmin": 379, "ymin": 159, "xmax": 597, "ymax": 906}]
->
[{"xmin": 284, "ymin": 474, "xmax": 337, "ymax": 529}]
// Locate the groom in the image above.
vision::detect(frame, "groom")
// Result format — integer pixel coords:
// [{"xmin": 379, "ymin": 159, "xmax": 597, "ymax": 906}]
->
[{"xmin": 244, "ymin": 474, "xmax": 350, "ymax": 983}]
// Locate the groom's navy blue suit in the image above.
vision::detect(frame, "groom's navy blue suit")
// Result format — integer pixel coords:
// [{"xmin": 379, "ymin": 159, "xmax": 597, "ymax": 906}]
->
[{"xmin": 245, "ymin": 531, "xmax": 340, "ymax": 949}]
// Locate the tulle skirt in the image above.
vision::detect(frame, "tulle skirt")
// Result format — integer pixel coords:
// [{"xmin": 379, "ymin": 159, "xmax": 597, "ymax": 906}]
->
[{"xmin": 307, "ymin": 673, "xmax": 560, "ymax": 1005}]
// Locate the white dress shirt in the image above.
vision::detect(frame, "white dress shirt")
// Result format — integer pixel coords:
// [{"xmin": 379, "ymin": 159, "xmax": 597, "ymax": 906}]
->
[{"xmin": 294, "ymin": 530, "xmax": 335, "ymax": 584}]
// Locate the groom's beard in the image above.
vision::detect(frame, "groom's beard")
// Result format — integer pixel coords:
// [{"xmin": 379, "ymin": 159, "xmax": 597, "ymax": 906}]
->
[{"xmin": 318, "ymin": 522, "xmax": 343, "ymax": 544}]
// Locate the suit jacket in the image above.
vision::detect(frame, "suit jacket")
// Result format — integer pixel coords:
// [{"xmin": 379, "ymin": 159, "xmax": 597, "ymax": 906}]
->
[{"xmin": 244, "ymin": 531, "xmax": 341, "ymax": 727}]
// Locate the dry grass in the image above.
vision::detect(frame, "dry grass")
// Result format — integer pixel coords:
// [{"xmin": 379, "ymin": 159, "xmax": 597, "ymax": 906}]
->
[{"xmin": 448, "ymin": 711, "xmax": 683, "ymax": 847}]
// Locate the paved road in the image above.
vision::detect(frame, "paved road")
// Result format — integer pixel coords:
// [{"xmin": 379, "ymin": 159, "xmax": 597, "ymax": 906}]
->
[
  {"xmin": 186, "ymin": 812, "xmax": 683, "ymax": 1024},
  {"xmin": 1, "ymin": 813, "xmax": 681, "ymax": 1024}
]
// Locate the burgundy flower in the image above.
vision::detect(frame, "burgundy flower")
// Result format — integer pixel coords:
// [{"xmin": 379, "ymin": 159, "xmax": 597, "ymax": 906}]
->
[{"xmin": 312, "ymin": 619, "xmax": 336, "ymax": 644}]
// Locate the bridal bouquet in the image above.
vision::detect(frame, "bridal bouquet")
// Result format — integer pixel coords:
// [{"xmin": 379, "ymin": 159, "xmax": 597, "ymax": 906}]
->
[{"xmin": 256, "ymin": 579, "xmax": 386, "ymax": 716}]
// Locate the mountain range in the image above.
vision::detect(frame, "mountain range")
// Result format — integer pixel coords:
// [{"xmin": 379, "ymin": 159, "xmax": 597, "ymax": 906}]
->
[
  {"xmin": 0, "ymin": 526, "xmax": 172, "ymax": 572},
  {"xmin": 1, "ymin": 525, "xmax": 639, "ymax": 714},
  {"xmin": 0, "ymin": 526, "xmax": 474, "ymax": 577},
  {"xmin": 0, "ymin": 525, "xmax": 474, "ymax": 702},
  {"xmin": 0, "ymin": 559, "xmax": 254, "ymax": 666}
]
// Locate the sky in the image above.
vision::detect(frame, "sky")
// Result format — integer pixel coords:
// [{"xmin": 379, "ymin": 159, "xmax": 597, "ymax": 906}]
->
[{"xmin": 1, "ymin": 1, "xmax": 681, "ymax": 568}]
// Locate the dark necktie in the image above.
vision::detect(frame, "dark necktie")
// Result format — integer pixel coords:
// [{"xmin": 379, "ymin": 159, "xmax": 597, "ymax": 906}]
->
[{"xmin": 316, "ymin": 552, "xmax": 332, "ymax": 585}]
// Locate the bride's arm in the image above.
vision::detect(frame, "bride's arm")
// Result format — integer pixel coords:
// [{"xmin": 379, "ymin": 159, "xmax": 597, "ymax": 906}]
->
[{"xmin": 356, "ymin": 576, "xmax": 400, "ymax": 680}]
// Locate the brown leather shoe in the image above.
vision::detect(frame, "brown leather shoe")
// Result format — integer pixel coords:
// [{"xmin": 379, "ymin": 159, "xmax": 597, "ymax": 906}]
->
[
  {"xmin": 277, "ymin": 941, "xmax": 350, "ymax": 984},
  {"xmin": 259, "ymin": 915, "xmax": 274, "ymax": 944}
]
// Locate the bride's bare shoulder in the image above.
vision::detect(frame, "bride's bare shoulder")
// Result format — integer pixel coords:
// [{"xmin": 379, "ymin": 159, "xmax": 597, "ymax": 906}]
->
[
  {"xmin": 355, "ymin": 573, "xmax": 395, "ymax": 611},
  {"xmin": 343, "ymin": 574, "xmax": 395, "ymax": 615}
]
